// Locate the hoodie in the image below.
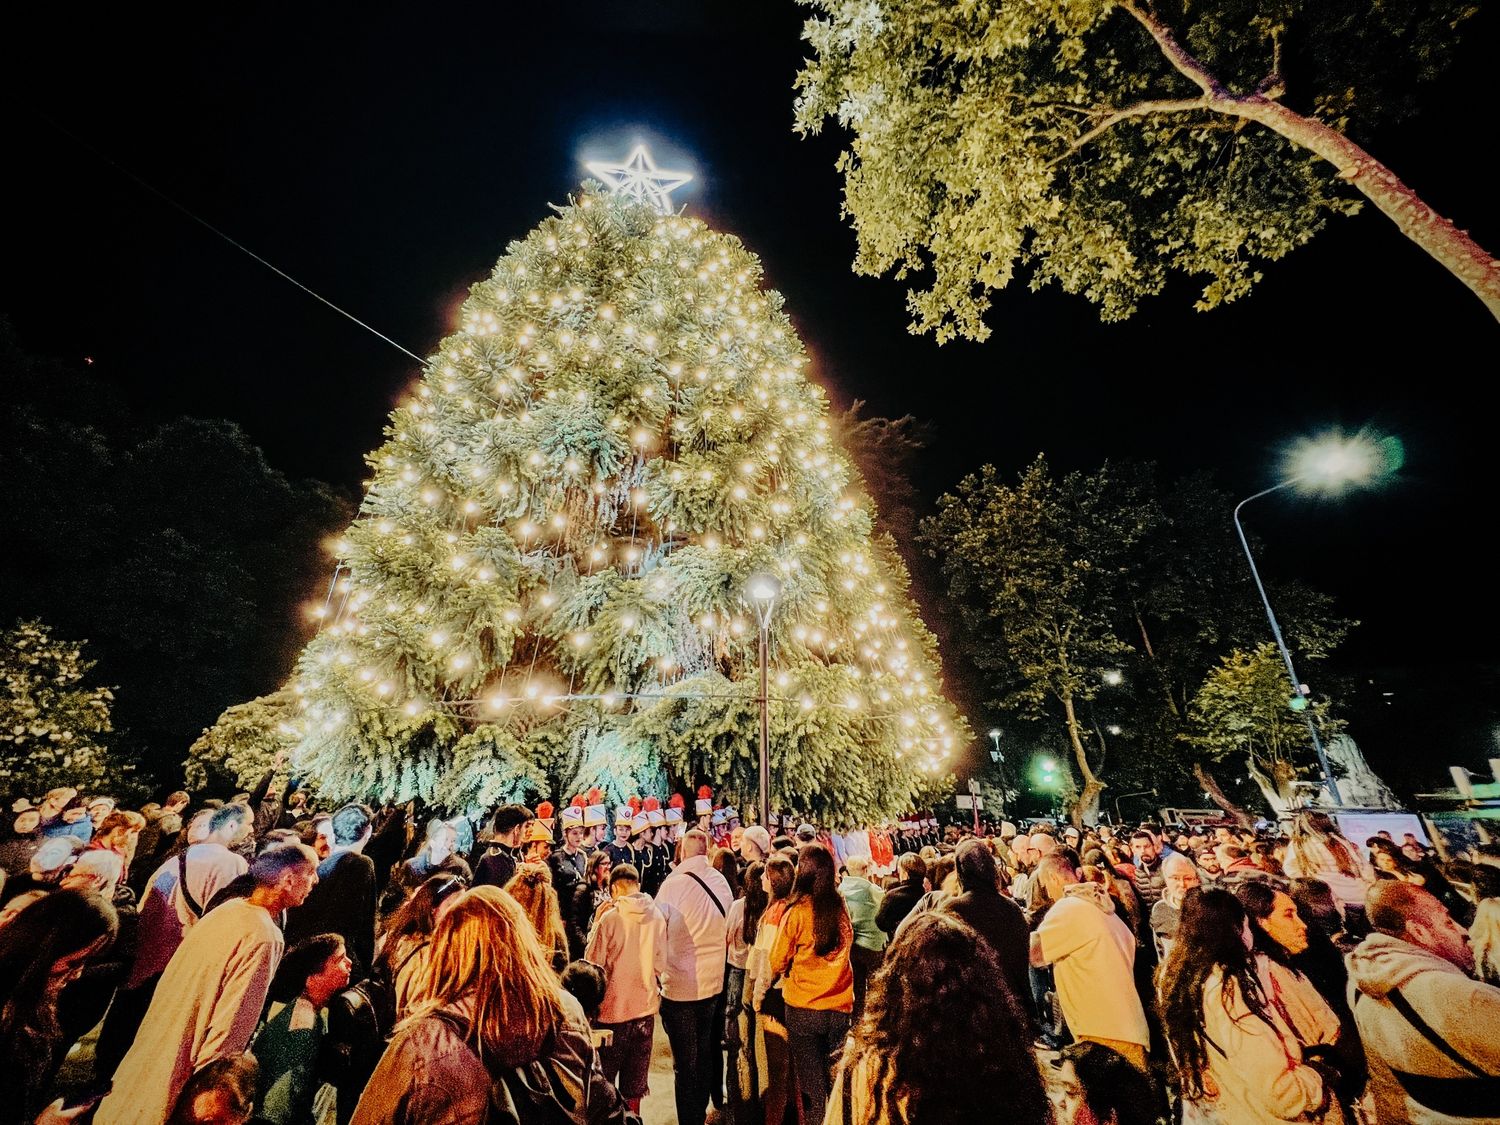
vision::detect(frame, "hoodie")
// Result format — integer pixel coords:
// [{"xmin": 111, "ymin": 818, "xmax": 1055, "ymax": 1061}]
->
[
  {"xmin": 1035, "ymin": 880, "xmax": 1148, "ymax": 1047},
  {"xmin": 585, "ymin": 890, "xmax": 667, "ymax": 1025},
  {"xmin": 1346, "ymin": 933, "xmax": 1500, "ymax": 1125}
]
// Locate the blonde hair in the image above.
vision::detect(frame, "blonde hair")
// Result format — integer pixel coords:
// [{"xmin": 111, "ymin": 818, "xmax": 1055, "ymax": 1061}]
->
[
  {"xmin": 404, "ymin": 885, "xmax": 565, "ymax": 1066},
  {"xmin": 504, "ymin": 863, "xmax": 567, "ymax": 967},
  {"xmin": 1471, "ymin": 898, "xmax": 1500, "ymax": 987}
]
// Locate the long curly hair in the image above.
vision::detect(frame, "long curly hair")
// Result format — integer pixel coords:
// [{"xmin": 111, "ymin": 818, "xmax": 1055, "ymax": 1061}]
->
[
  {"xmin": 839, "ymin": 911, "xmax": 1048, "ymax": 1125},
  {"xmin": 504, "ymin": 863, "xmax": 567, "ymax": 966},
  {"xmin": 1159, "ymin": 887, "xmax": 1273, "ymax": 1099}
]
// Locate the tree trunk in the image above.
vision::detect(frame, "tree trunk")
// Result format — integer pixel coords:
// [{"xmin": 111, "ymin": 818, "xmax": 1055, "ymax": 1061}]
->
[
  {"xmin": 1192, "ymin": 761, "xmax": 1255, "ymax": 827},
  {"xmin": 1061, "ymin": 691, "xmax": 1105, "ymax": 825},
  {"xmin": 1225, "ymin": 96, "xmax": 1500, "ymax": 320},
  {"xmin": 1119, "ymin": 2, "xmax": 1500, "ymax": 320}
]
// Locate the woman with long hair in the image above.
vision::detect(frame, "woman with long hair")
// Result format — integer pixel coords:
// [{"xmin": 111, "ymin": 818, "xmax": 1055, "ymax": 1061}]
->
[
  {"xmin": 350, "ymin": 885, "xmax": 622, "ymax": 1124},
  {"xmin": 827, "ymin": 911, "xmax": 1048, "ymax": 1125},
  {"xmin": 0, "ymin": 889, "xmax": 118, "ymax": 1123},
  {"xmin": 505, "ymin": 862, "xmax": 569, "ymax": 973},
  {"xmin": 571, "ymin": 851, "xmax": 612, "ymax": 955},
  {"xmin": 771, "ymin": 842, "xmax": 854, "ymax": 1123},
  {"xmin": 379, "ymin": 873, "xmax": 467, "ymax": 1018},
  {"xmin": 747, "ymin": 853, "xmax": 797, "ymax": 1125},
  {"xmin": 1237, "ymin": 882, "xmax": 1362, "ymax": 1106},
  {"xmin": 725, "ymin": 859, "xmax": 766, "ymax": 1112},
  {"xmin": 1283, "ymin": 812, "xmax": 1371, "ymax": 916},
  {"xmin": 1160, "ymin": 888, "xmax": 1341, "ymax": 1125}
]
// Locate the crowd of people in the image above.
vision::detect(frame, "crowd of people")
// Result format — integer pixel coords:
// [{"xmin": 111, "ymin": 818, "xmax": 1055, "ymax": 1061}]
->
[{"xmin": 3, "ymin": 772, "xmax": 1499, "ymax": 1125}]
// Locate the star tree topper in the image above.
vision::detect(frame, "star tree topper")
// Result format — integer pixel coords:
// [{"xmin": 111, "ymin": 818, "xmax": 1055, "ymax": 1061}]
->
[{"xmin": 585, "ymin": 145, "xmax": 692, "ymax": 215}]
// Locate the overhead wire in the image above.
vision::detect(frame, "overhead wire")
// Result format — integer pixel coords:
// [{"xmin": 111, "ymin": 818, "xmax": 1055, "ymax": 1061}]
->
[{"xmin": 32, "ymin": 111, "xmax": 427, "ymax": 365}]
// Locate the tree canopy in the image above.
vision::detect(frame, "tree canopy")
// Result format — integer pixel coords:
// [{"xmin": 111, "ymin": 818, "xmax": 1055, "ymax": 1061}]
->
[{"xmin": 796, "ymin": 0, "xmax": 1495, "ymax": 337}]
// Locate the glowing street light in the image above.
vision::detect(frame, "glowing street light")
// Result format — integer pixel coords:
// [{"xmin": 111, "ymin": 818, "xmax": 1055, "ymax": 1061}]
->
[
  {"xmin": 746, "ymin": 572, "xmax": 782, "ymax": 829},
  {"xmin": 1234, "ymin": 429, "xmax": 1399, "ymax": 806},
  {"xmin": 1102, "ymin": 669, "xmax": 1124, "ymax": 687}
]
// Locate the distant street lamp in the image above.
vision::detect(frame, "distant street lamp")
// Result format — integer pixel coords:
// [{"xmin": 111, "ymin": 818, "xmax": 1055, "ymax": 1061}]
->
[
  {"xmin": 1233, "ymin": 430, "xmax": 1396, "ymax": 807},
  {"xmin": 988, "ymin": 728, "xmax": 1009, "ymax": 815},
  {"xmin": 746, "ymin": 573, "xmax": 781, "ymax": 829}
]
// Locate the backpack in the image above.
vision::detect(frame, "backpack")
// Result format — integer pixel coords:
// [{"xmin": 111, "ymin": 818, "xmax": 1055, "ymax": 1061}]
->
[
  {"xmin": 429, "ymin": 1010, "xmax": 635, "ymax": 1125},
  {"xmin": 324, "ymin": 942, "xmax": 425, "ymax": 1109}
]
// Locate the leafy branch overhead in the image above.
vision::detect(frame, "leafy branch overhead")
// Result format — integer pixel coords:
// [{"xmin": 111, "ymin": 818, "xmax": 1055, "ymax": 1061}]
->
[{"xmin": 796, "ymin": 0, "xmax": 1496, "ymax": 337}]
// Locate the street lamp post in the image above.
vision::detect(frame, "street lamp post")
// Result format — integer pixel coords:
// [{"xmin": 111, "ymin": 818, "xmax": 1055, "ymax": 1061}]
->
[
  {"xmin": 1232, "ymin": 429, "xmax": 1394, "ymax": 807},
  {"xmin": 747, "ymin": 573, "xmax": 781, "ymax": 830},
  {"xmin": 988, "ymin": 728, "xmax": 1009, "ymax": 815},
  {"xmin": 1233, "ymin": 480, "xmax": 1341, "ymax": 806}
]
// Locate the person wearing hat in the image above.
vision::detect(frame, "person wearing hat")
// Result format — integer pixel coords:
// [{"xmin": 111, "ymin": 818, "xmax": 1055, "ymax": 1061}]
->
[
  {"xmin": 521, "ymin": 818, "xmax": 553, "ymax": 865},
  {"xmin": 710, "ymin": 807, "xmax": 729, "ymax": 849},
  {"xmin": 639, "ymin": 799, "xmax": 669, "ymax": 896},
  {"xmin": 549, "ymin": 800, "xmax": 590, "ymax": 901},
  {"xmin": 694, "ymin": 786, "xmax": 714, "ymax": 833},
  {"xmin": 583, "ymin": 799, "xmax": 607, "ymax": 850},
  {"xmin": 665, "ymin": 794, "xmax": 687, "ymax": 845},
  {"xmin": 605, "ymin": 805, "xmax": 638, "ymax": 869}
]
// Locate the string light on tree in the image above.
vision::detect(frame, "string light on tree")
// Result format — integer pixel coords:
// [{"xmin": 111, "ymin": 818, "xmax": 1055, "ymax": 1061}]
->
[{"xmin": 201, "ymin": 147, "xmax": 966, "ymax": 821}]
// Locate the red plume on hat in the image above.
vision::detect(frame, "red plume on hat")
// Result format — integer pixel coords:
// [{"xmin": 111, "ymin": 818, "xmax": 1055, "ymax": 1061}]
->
[
  {"xmin": 535, "ymin": 801, "xmax": 553, "ymax": 820},
  {"xmin": 627, "ymin": 795, "xmax": 642, "ymax": 815},
  {"xmin": 697, "ymin": 785, "xmax": 713, "ymax": 800},
  {"xmin": 643, "ymin": 796, "xmax": 660, "ymax": 812},
  {"xmin": 668, "ymin": 793, "xmax": 685, "ymax": 810},
  {"xmin": 587, "ymin": 787, "xmax": 604, "ymax": 805},
  {"xmin": 570, "ymin": 794, "xmax": 586, "ymax": 808}
]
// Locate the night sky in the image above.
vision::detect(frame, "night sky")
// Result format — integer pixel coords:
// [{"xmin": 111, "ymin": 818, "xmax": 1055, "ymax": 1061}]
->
[{"xmin": 7, "ymin": 2, "xmax": 1499, "ymax": 790}]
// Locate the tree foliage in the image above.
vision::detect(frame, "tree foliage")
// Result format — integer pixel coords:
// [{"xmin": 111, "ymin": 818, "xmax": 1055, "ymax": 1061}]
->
[
  {"xmin": 238, "ymin": 188, "xmax": 966, "ymax": 821},
  {"xmin": 795, "ymin": 0, "xmax": 1493, "ymax": 337},
  {"xmin": 1188, "ymin": 642, "xmax": 1343, "ymax": 812},
  {"xmin": 0, "ymin": 322, "xmax": 352, "ymax": 787},
  {"xmin": 919, "ymin": 456, "xmax": 1159, "ymax": 820},
  {"xmin": 923, "ymin": 458, "xmax": 1355, "ymax": 819},
  {"xmin": 0, "ymin": 620, "xmax": 130, "ymax": 798}
]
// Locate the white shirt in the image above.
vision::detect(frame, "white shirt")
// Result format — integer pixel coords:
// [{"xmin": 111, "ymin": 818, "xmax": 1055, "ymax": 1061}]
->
[
  {"xmin": 1036, "ymin": 890, "xmax": 1149, "ymax": 1047},
  {"xmin": 654, "ymin": 854, "xmax": 731, "ymax": 1002}
]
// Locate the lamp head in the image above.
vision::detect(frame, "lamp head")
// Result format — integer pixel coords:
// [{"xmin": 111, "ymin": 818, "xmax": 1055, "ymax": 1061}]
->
[
  {"xmin": 746, "ymin": 573, "xmax": 782, "ymax": 603},
  {"xmin": 1283, "ymin": 428, "xmax": 1401, "ymax": 496},
  {"xmin": 988, "ymin": 728, "xmax": 1002, "ymax": 740}
]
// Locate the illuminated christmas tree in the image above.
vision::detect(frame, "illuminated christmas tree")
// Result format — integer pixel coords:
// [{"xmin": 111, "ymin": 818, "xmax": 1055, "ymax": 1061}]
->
[{"xmin": 220, "ymin": 150, "xmax": 966, "ymax": 822}]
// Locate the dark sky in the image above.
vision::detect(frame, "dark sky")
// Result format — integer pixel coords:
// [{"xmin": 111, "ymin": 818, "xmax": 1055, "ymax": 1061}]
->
[{"xmin": 6, "ymin": 2, "xmax": 1499, "ymax": 784}]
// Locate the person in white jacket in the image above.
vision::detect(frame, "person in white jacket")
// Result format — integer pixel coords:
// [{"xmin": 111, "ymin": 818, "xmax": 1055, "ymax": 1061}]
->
[
  {"xmin": 585, "ymin": 862, "xmax": 666, "ymax": 1114},
  {"xmin": 1160, "ymin": 887, "xmax": 1340, "ymax": 1125},
  {"xmin": 1347, "ymin": 881, "xmax": 1500, "ymax": 1125}
]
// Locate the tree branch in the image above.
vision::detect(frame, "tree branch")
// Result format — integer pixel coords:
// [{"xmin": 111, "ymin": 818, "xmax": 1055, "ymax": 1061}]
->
[
  {"xmin": 1256, "ymin": 29, "xmax": 1286, "ymax": 99},
  {"xmin": 1056, "ymin": 96, "xmax": 1212, "ymax": 163},
  {"xmin": 1116, "ymin": 1, "xmax": 1225, "ymax": 97}
]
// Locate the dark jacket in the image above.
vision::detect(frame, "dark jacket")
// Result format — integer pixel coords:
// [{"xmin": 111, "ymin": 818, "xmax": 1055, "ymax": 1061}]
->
[
  {"xmin": 874, "ymin": 877, "xmax": 926, "ymax": 937},
  {"xmin": 941, "ymin": 889, "xmax": 1031, "ymax": 1007},
  {"xmin": 284, "ymin": 849, "xmax": 377, "ymax": 973},
  {"xmin": 472, "ymin": 843, "xmax": 520, "ymax": 890}
]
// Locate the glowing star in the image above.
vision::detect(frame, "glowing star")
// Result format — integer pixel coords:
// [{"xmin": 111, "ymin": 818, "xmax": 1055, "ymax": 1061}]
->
[{"xmin": 586, "ymin": 145, "xmax": 691, "ymax": 214}]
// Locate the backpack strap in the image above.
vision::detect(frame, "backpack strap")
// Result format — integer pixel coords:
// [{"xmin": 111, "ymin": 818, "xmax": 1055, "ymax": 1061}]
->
[
  {"xmin": 1385, "ymin": 987, "xmax": 1491, "ymax": 1078},
  {"xmin": 178, "ymin": 851, "xmax": 204, "ymax": 918},
  {"xmin": 684, "ymin": 870, "xmax": 727, "ymax": 917}
]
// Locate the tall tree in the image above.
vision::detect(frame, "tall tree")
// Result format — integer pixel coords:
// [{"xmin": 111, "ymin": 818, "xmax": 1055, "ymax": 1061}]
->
[
  {"xmin": 1120, "ymin": 471, "xmax": 1353, "ymax": 819},
  {"xmin": 0, "ymin": 323, "xmax": 352, "ymax": 786},
  {"xmin": 1188, "ymin": 642, "xmax": 1344, "ymax": 814},
  {"xmin": 234, "ymin": 184, "xmax": 966, "ymax": 821},
  {"xmin": 795, "ymin": 0, "xmax": 1496, "ymax": 335},
  {"xmin": 920, "ymin": 457, "xmax": 1160, "ymax": 822}
]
